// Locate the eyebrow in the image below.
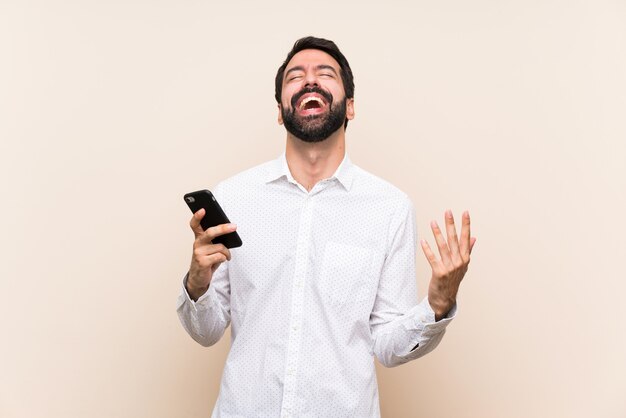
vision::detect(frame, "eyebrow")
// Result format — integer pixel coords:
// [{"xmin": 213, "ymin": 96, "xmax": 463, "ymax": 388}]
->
[{"xmin": 285, "ymin": 64, "xmax": 339, "ymax": 78}]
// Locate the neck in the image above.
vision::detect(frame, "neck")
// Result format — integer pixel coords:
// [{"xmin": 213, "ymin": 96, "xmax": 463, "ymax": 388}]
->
[{"xmin": 285, "ymin": 128, "xmax": 346, "ymax": 191}]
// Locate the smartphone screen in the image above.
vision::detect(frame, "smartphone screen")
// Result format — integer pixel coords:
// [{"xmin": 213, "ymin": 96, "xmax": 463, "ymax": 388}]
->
[{"xmin": 184, "ymin": 189, "xmax": 242, "ymax": 248}]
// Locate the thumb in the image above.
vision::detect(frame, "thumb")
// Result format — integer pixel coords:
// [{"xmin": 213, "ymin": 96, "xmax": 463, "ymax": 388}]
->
[{"xmin": 190, "ymin": 208, "xmax": 206, "ymax": 237}]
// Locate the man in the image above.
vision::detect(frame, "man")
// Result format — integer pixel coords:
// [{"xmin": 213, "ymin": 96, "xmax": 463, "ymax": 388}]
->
[{"xmin": 177, "ymin": 36, "xmax": 476, "ymax": 417}]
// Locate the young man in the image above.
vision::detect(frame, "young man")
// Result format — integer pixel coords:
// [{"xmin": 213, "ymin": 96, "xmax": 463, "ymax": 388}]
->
[{"xmin": 177, "ymin": 36, "xmax": 476, "ymax": 417}]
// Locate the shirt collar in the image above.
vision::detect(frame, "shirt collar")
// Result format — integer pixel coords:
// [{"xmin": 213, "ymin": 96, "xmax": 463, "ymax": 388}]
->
[{"xmin": 264, "ymin": 153, "xmax": 355, "ymax": 191}]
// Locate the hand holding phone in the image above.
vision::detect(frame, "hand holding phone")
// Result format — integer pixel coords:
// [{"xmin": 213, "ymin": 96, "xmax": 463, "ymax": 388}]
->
[
  {"xmin": 184, "ymin": 190, "xmax": 241, "ymax": 300},
  {"xmin": 184, "ymin": 190, "xmax": 242, "ymax": 248}
]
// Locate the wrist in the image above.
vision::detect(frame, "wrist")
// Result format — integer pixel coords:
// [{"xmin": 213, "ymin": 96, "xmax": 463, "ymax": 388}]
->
[
  {"xmin": 428, "ymin": 298, "xmax": 454, "ymax": 321},
  {"xmin": 186, "ymin": 278, "xmax": 209, "ymax": 302}
]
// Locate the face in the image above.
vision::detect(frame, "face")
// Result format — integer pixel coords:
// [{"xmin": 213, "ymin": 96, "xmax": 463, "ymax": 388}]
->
[{"xmin": 278, "ymin": 49, "xmax": 355, "ymax": 143}]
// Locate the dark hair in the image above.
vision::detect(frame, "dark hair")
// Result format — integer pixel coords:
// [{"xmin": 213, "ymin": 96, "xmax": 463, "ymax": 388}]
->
[{"xmin": 275, "ymin": 36, "xmax": 355, "ymax": 128}]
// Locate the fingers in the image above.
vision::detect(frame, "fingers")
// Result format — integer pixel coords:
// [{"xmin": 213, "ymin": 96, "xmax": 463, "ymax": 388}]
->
[
  {"xmin": 444, "ymin": 210, "xmax": 462, "ymax": 263},
  {"xmin": 188, "ymin": 235, "xmax": 233, "ymax": 295},
  {"xmin": 420, "ymin": 239, "xmax": 439, "ymax": 269},
  {"xmin": 196, "ymin": 223, "xmax": 238, "ymax": 245},
  {"xmin": 469, "ymin": 237, "xmax": 477, "ymax": 254},
  {"xmin": 205, "ymin": 252, "xmax": 228, "ymax": 267},
  {"xmin": 189, "ymin": 207, "xmax": 237, "ymax": 246},
  {"xmin": 459, "ymin": 211, "xmax": 471, "ymax": 260},
  {"xmin": 189, "ymin": 208, "xmax": 206, "ymax": 238},
  {"xmin": 431, "ymin": 220, "xmax": 452, "ymax": 266},
  {"xmin": 428, "ymin": 211, "xmax": 475, "ymax": 267},
  {"xmin": 193, "ymin": 242, "xmax": 232, "ymax": 264}
]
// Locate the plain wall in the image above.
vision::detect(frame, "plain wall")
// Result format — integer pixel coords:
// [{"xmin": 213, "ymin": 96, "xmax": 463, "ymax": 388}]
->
[{"xmin": 1, "ymin": 0, "xmax": 625, "ymax": 417}]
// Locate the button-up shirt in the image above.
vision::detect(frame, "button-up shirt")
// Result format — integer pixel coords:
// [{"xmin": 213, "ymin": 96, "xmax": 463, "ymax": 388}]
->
[{"xmin": 177, "ymin": 154, "xmax": 455, "ymax": 417}]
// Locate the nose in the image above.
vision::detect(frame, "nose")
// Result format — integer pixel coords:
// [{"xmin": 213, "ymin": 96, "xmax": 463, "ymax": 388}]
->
[{"xmin": 303, "ymin": 70, "xmax": 319, "ymax": 88}]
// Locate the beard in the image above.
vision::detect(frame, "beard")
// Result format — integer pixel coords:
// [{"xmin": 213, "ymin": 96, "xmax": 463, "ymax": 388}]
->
[{"xmin": 281, "ymin": 87, "xmax": 347, "ymax": 143}]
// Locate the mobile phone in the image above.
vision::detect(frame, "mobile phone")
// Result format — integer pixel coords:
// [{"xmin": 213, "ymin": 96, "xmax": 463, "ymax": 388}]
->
[{"xmin": 183, "ymin": 189, "xmax": 242, "ymax": 248}]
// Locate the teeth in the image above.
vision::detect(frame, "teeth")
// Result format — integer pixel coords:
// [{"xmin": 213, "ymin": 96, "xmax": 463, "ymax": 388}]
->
[{"xmin": 299, "ymin": 96, "xmax": 325, "ymax": 109}]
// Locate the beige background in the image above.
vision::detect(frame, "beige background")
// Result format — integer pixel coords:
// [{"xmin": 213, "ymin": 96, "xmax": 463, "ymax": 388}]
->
[{"xmin": 1, "ymin": 0, "xmax": 625, "ymax": 417}]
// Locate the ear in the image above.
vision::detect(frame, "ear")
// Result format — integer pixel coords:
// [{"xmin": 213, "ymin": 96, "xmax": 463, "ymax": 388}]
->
[
  {"xmin": 346, "ymin": 98, "xmax": 355, "ymax": 121},
  {"xmin": 277, "ymin": 103, "xmax": 283, "ymax": 125}
]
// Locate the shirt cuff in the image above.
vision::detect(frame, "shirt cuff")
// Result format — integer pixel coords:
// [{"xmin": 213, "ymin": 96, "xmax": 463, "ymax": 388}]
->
[
  {"xmin": 403, "ymin": 298, "xmax": 457, "ymax": 354},
  {"xmin": 177, "ymin": 273, "xmax": 216, "ymax": 312},
  {"xmin": 409, "ymin": 298, "xmax": 456, "ymax": 326},
  {"xmin": 425, "ymin": 298, "xmax": 456, "ymax": 324}
]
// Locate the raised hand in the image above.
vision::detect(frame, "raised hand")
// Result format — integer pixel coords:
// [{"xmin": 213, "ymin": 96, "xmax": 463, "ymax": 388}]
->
[
  {"xmin": 421, "ymin": 210, "xmax": 476, "ymax": 321},
  {"xmin": 186, "ymin": 208, "xmax": 237, "ymax": 301}
]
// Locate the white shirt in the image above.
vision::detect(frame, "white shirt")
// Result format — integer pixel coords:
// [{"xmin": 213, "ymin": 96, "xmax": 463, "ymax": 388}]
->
[{"xmin": 177, "ymin": 154, "xmax": 455, "ymax": 418}]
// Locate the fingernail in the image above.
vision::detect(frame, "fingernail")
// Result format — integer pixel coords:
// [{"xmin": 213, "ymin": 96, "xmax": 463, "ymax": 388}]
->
[
  {"xmin": 228, "ymin": 223, "xmax": 237, "ymax": 230},
  {"xmin": 431, "ymin": 220, "xmax": 438, "ymax": 228},
  {"xmin": 446, "ymin": 210, "xmax": 453, "ymax": 219}
]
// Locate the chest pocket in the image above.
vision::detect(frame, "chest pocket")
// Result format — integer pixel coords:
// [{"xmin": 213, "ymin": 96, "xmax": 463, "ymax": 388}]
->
[{"xmin": 318, "ymin": 241, "xmax": 375, "ymax": 310}]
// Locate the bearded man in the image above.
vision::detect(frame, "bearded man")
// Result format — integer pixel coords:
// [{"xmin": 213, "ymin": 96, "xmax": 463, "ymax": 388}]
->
[{"xmin": 177, "ymin": 36, "xmax": 476, "ymax": 417}]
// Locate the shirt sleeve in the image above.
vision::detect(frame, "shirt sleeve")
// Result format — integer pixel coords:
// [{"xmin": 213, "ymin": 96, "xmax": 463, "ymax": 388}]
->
[
  {"xmin": 369, "ymin": 197, "xmax": 456, "ymax": 367},
  {"xmin": 176, "ymin": 251, "xmax": 232, "ymax": 347}
]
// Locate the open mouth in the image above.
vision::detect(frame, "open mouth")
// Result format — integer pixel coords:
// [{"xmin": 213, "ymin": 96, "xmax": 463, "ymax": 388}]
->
[{"xmin": 296, "ymin": 94, "xmax": 327, "ymax": 115}]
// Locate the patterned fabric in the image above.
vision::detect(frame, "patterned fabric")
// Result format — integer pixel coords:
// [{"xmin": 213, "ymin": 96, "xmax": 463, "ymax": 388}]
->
[{"xmin": 177, "ymin": 154, "xmax": 455, "ymax": 418}]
